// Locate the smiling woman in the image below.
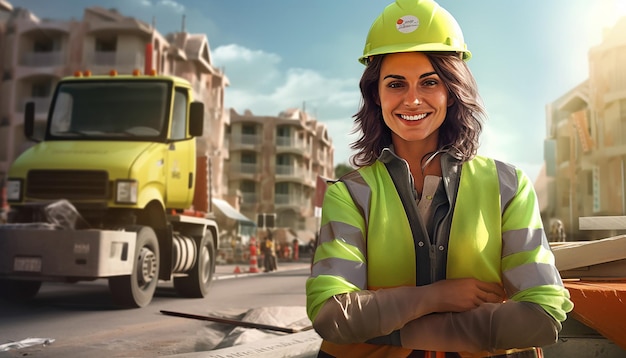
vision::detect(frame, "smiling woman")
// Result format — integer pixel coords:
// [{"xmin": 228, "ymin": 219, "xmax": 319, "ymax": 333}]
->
[{"xmin": 305, "ymin": 1, "xmax": 573, "ymax": 357}]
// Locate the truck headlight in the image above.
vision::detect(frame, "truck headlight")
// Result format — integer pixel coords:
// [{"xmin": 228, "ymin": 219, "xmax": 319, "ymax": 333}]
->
[
  {"xmin": 6, "ymin": 179, "xmax": 23, "ymax": 202},
  {"xmin": 115, "ymin": 180, "xmax": 137, "ymax": 204}
]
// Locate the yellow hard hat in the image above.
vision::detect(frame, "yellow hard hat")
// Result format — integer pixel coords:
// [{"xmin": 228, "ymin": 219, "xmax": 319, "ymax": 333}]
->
[{"xmin": 360, "ymin": 0, "xmax": 471, "ymax": 65}]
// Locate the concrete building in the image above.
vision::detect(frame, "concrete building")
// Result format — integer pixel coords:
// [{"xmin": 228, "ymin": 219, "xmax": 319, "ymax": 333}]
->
[
  {"xmin": 543, "ymin": 17, "xmax": 626, "ymax": 241},
  {"xmin": 228, "ymin": 108, "xmax": 334, "ymax": 238}
]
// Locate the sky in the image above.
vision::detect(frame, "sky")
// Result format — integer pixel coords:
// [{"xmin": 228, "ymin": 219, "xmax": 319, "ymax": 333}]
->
[{"xmin": 8, "ymin": 0, "xmax": 626, "ymax": 182}]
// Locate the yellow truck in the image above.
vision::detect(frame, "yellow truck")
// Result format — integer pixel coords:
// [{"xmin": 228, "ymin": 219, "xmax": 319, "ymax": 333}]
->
[{"xmin": 0, "ymin": 71, "xmax": 220, "ymax": 308}]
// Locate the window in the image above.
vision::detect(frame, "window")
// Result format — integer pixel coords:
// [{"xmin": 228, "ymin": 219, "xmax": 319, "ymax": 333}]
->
[
  {"xmin": 277, "ymin": 126, "xmax": 290, "ymax": 137},
  {"xmin": 241, "ymin": 180, "xmax": 256, "ymax": 193},
  {"xmin": 33, "ymin": 38, "xmax": 60, "ymax": 52},
  {"xmin": 276, "ymin": 154, "xmax": 291, "ymax": 166},
  {"xmin": 31, "ymin": 80, "xmax": 52, "ymax": 98},
  {"xmin": 276, "ymin": 126, "xmax": 291, "ymax": 146},
  {"xmin": 95, "ymin": 36, "xmax": 117, "ymax": 52},
  {"xmin": 275, "ymin": 182, "xmax": 289, "ymax": 195},
  {"xmin": 242, "ymin": 123, "xmax": 256, "ymax": 135},
  {"xmin": 241, "ymin": 152, "xmax": 256, "ymax": 164},
  {"xmin": 170, "ymin": 89, "xmax": 187, "ymax": 140}
]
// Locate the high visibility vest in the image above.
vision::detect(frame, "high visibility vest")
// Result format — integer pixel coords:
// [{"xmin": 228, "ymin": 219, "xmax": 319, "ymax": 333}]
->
[{"xmin": 307, "ymin": 154, "xmax": 572, "ymax": 358}]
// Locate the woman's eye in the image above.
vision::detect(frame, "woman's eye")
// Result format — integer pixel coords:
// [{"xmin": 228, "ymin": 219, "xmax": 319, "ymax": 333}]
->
[
  {"xmin": 388, "ymin": 82, "xmax": 404, "ymax": 88},
  {"xmin": 423, "ymin": 79, "xmax": 438, "ymax": 87}
]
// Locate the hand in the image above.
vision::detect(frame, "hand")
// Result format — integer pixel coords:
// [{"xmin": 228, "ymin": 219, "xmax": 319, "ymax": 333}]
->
[{"xmin": 428, "ymin": 278, "xmax": 505, "ymax": 313}]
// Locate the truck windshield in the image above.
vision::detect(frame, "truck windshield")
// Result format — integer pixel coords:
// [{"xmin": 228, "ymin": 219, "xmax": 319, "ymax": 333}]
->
[{"xmin": 48, "ymin": 80, "xmax": 170, "ymax": 139}]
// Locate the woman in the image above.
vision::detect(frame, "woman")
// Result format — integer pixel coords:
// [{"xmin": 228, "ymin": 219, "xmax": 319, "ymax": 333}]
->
[{"xmin": 305, "ymin": 0, "xmax": 573, "ymax": 357}]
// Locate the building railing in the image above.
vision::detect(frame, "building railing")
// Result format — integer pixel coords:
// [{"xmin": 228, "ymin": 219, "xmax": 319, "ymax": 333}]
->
[
  {"xmin": 231, "ymin": 162, "xmax": 258, "ymax": 174},
  {"xmin": 241, "ymin": 192, "xmax": 258, "ymax": 204},
  {"xmin": 276, "ymin": 136, "xmax": 307, "ymax": 149},
  {"xmin": 231, "ymin": 134, "xmax": 262, "ymax": 146},
  {"xmin": 275, "ymin": 164, "xmax": 306, "ymax": 176},
  {"xmin": 274, "ymin": 193, "xmax": 305, "ymax": 206},
  {"xmin": 88, "ymin": 52, "xmax": 144, "ymax": 73},
  {"xmin": 20, "ymin": 51, "xmax": 65, "ymax": 67}
]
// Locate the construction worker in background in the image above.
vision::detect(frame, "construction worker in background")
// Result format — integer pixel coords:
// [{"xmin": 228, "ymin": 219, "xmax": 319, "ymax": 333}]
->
[
  {"xmin": 263, "ymin": 229, "xmax": 277, "ymax": 272},
  {"xmin": 549, "ymin": 219, "xmax": 566, "ymax": 242},
  {"xmin": 305, "ymin": 0, "xmax": 573, "ymax": 357}
]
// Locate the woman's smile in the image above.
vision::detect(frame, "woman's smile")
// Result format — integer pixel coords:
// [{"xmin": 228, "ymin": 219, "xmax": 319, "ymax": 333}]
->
[{"xmin": 399, "ymin": 113, "xmax": 428, "ymax": 121}]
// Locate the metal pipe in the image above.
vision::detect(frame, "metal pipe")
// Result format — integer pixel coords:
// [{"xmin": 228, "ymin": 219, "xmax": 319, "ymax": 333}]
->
[{"xmin": 160, "ymin": 310, "xmax": 313, "ymax": 334}]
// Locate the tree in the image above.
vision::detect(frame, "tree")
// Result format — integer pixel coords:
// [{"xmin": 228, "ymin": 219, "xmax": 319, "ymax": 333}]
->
[{"xmin": 334, "ymin": 163, "xmax": 354, "ymax": 178}]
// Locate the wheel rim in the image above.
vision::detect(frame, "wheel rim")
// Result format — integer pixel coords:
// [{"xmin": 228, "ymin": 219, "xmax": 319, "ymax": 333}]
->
[
  {"xmin": 137, "ymin": 246, "xmax": 157, "ymax": 288},
  {"xmin": 200, "ymin": 244, "xmax": 211, "ymax": 285}
]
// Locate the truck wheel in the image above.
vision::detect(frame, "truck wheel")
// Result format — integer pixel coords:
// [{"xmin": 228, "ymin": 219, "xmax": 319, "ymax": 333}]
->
[
  {"xmin": 0, "ymin": 279, "xmax": 41, "ymax": 301},
  {"xmin": 174, "ymin": 231, "xmax": 215, "ymax": 298},
  {"xmin": 108, "ymin": 225, "xmax": 160, "ymax": 308}
]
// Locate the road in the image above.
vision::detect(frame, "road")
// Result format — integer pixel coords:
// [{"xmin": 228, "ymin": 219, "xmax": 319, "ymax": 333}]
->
[{"xmin": 0, "ymin": 262, "xmax": 313, "ymax": 357}]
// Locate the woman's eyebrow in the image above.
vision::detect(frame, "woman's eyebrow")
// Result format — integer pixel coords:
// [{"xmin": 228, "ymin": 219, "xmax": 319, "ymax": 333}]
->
[
  {"xmin": 383, "ymin": 74, "xmax": 404, "ymax": 80},
  {"xmin": 383, "ymin": 71, "xmax": 438, "ymax": 81}
]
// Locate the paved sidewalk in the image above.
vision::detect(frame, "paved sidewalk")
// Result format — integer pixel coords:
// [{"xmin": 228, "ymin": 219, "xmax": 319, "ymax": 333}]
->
[{"xmin": 214, "ymin": 257, "xmax": 311, "ymax": 280}]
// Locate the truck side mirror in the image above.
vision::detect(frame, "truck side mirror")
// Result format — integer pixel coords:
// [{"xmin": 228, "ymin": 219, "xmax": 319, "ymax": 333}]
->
[
  {"xmin": 189, "ymin": 102, "xmax": 204, "ymax": 137},
  {"xmin": 24, "ymin": 101, "xmax": 36, "ymax": 140}
]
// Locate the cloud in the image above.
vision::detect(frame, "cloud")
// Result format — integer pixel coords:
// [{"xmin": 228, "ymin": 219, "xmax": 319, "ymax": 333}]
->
[
  {"xmin": 134, "ymin": 0, "xmax": 185, "ymax": 13},
  {"xmin": 212, "ymin": 44, "xmax": 360, "ymax": 165},
  {"xmin": 157, "ymin": 0, "xmax": 184, "ymax": 13},
  {"xmin": 212, "ymin": 44, "xmax": 282, "ymax": 92}
]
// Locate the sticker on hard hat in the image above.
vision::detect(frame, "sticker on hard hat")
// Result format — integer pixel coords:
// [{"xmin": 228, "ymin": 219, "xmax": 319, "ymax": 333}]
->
[{"xmin": 396, "ymin": 15, "xmax": 419, "ymax": 34}]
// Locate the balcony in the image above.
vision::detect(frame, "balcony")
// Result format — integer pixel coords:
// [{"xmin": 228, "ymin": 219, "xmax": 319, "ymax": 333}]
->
[
  {"xmin": 275, "ymin": 164, "xmax": 303, "ymax": 176},
  {"xmin": 87, "ymin": 51, "xmax": 144, "ymax": 74},
  {"xmin": 20, "ymin": 51, "xmax": 66, "ymax": 67},
  {"xmin": 276, "ymin": 136, "xmax": 310, "ymax": 155},
  {"xmin": 275, "ymin": 193, "xmax": 306, "ymax": 204},
  {"xmin": 230, "ymin": 162, "xmax": 258, "ymax": 175},
  {"xmin": 241, "ymin": 192, "xmax": 258, "ymax": 205},
  {"xmin": 229, "ymin": 163, "xmax": 259, "ymax": 182},
  {"xmin": 231, "ymin": 134, "xmax": 262, "ymax": 150}
]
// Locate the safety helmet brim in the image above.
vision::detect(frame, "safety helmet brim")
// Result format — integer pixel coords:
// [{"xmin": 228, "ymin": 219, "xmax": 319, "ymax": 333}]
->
[{"xmin": 359, "ymin": 43, "xmax": 471, "ymax": 65}]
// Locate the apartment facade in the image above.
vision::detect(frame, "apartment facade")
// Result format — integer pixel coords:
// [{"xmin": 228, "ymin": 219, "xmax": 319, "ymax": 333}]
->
[
  {"xmin": 543, "ymin": 17, "xmax": 626, "ymax": 241},
  {"xmin": 228, "ymin": 108, "xmax": 334, "ymax": 236},
  {"xmin": 0, "ymin": 5, "xmax": 230, "ymax": 212}
]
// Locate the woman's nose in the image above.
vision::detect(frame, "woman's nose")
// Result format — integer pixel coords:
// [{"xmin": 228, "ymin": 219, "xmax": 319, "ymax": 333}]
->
[{"xmin": 404, "ymin": 89, "xmax": 421, "ymax": 106}]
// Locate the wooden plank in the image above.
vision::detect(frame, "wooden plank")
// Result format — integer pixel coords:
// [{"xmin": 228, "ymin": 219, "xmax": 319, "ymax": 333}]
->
[
  {"xmin": 579, "ymin": 216, "xmax": 626, "ymax": 230},
  {"xmin": 559, "ymin": 259, "xmax": 626, "ymax": 279},
  {"xmin": 550, "ymin": 235, "xmax": 626, "ymax": 272}
]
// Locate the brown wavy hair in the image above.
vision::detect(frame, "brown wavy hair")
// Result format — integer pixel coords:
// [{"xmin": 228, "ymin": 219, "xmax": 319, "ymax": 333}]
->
[{"xmin": 350, "ymin": 52, "xmax": 486, "ymax": 167}]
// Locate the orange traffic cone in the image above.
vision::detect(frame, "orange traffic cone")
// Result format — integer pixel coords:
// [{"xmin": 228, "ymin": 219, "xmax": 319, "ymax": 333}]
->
[
  {"xmin": 233, "ymin": 266, "xmax": 241, "ymax": 274},
  {"xmin": 248, "ymin": 253, "xmax": 259, "ymax": 274},
  {"xmin": 248, "ymin": 237, "xmax": 260, "ymax": 273}
]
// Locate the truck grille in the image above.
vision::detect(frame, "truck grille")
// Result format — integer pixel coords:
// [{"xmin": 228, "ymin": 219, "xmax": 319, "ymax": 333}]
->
[{"xmin": 26, "ymin": 170, "xmax": 109, "ymax": 200}]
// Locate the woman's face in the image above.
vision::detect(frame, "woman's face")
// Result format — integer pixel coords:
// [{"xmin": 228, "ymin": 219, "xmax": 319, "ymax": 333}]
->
[{"xmin": 378, "ymin": 52, "xmax": 452, "ymax": 147}]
